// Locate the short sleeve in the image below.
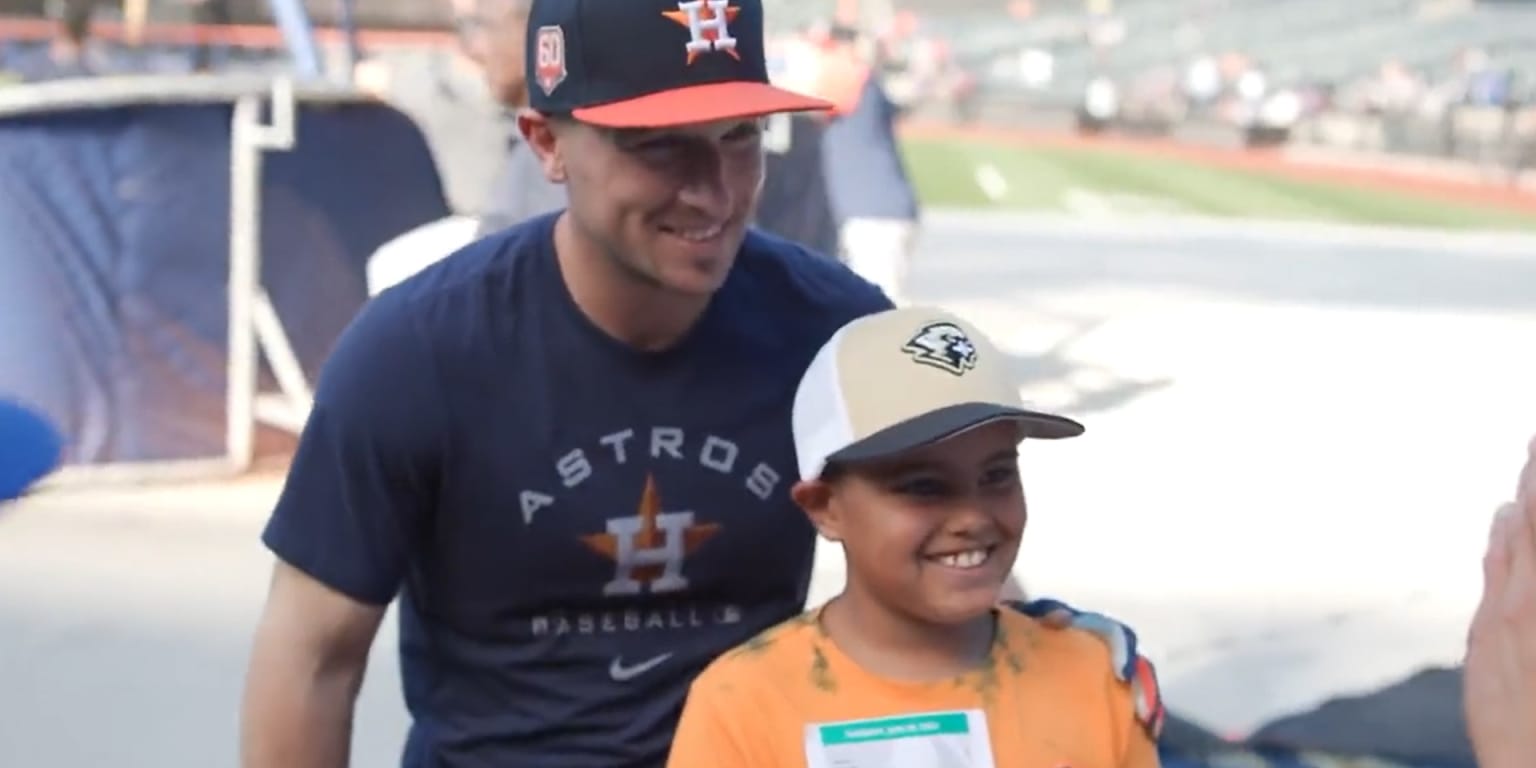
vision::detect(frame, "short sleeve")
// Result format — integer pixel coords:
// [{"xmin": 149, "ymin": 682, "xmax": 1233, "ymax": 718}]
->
[{"xmin": 260, "ymin": 289, "xmax": 447, "ymax": 606}]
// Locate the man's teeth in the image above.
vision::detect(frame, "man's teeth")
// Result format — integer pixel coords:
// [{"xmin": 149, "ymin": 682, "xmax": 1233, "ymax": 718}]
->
[
  {"xmin": 667, "ymin": 224, "xmax": 723, "ymax": 242},
  {"xmin": 936, "ymin": 549, "xmax": 990, "ymax": 569}
]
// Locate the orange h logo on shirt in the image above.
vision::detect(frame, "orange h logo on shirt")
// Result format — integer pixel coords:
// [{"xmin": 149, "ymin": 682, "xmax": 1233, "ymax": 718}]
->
[{"xmin": 581, "ymin": 475, "xmax": 720, "ymax": 596}]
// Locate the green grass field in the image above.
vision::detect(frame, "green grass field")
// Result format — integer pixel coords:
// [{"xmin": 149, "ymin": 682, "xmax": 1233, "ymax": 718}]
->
[{"xmin": 901, "ymin": 137, "xmax": 1536, "ymax": 232}]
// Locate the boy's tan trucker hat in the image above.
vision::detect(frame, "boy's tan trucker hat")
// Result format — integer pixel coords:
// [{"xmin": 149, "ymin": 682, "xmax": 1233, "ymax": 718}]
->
[{"xmin": 792, "ymin": 307, "xmax": 1085, "ymax": 482}]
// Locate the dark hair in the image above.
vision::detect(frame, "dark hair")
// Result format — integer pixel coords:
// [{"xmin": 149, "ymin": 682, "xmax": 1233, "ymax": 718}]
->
[{"xmin": 60, "ymin": 0, "xmax": 95, "ymax": 44}]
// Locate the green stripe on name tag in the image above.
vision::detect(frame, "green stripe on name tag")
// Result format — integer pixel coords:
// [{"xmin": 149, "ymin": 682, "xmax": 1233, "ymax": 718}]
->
[{"xmin": 817, "ymin": 713, "xmax": 970, "ymax": 745}]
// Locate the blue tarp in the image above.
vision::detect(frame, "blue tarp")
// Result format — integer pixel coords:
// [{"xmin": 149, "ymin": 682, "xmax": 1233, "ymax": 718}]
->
[{"xmin": 0, "ymin": 99, "xmax": 449, "ymax": 464}]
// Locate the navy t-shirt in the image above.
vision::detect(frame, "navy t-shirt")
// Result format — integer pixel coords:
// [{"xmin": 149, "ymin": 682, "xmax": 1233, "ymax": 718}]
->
[{"xmin": 261, "ymin": 211, "xmax": 891, "ymax": 767}]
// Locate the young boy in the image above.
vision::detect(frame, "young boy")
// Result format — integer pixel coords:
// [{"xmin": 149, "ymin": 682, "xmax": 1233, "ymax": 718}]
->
[{"xmin": 666, "ymin": 306, "xmax": 1161, "ymax": 768}]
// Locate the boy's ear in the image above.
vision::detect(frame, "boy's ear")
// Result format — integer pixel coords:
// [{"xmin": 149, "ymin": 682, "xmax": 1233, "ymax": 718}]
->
[{"xmin": 791, "ymin": 479, "xmax": 843, "ymax": 543}]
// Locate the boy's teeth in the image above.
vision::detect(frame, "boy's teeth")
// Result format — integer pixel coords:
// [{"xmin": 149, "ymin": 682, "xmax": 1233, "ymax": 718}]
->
[{"xmin": 938, "ymin": 549, "xmax": 989, "ymax": 569}]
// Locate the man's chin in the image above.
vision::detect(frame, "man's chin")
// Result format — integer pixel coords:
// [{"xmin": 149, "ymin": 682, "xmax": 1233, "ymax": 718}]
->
[{"xmin": 660, "ymin": 264, "xmax": 734, "ymax": 297}]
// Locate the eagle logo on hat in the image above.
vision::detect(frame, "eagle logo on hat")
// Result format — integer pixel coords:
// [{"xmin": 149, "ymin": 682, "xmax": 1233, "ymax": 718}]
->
[{"xmin": 902, "ymin": 321, "xmax": 978, "ymax": 376}]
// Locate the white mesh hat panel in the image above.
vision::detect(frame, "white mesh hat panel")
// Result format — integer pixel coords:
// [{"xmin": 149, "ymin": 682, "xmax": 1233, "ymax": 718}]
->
[{"xmin": 791, "ymin": 322, "xmax": 855, "ymax": 482}]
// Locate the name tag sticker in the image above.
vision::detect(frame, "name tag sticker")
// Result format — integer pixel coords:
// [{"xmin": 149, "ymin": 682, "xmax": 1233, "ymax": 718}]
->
[{"xmin": 804, "ymin": 709, "xmax": 996, "ymax": 768}]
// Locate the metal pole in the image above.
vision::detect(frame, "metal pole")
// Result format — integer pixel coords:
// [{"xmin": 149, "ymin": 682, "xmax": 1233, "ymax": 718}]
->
[
  {"xmin": 265, "ymin": 0, "xmax": 324, "ymax": 79},
  {"xmin": 226, "ymin": 78, "xmax": 297, "ymax": 473}
]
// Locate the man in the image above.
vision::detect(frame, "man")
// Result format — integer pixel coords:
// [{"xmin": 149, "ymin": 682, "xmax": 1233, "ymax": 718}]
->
[
  {"xmin": 239, "ymin": 0, "xmax": 1155, "ymax": 765},
  {"xmin": 814, "ymin": 24, "xmax": 921, "ymax": 305}
]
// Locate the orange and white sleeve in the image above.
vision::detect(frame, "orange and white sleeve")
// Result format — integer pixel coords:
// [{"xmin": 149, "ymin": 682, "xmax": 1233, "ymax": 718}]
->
[{"xmin": 665, "ymin": 678, "xmax": 757, "ymax": 768}]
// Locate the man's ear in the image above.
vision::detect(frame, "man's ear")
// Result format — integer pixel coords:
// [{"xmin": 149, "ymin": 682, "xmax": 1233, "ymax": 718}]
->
[
  {"xmin": 516, "ymin": 108, "xmax": 567, "ymax": 183},
  {"xmin": 791, "ymin": 479, "xmax": 843, "ymax": 543}
]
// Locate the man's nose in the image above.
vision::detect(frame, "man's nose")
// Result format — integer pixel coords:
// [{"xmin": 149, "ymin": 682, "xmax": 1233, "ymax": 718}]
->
[{"xmin": 675, "ymin": 150, "xmax": 732, "ymax": 215}]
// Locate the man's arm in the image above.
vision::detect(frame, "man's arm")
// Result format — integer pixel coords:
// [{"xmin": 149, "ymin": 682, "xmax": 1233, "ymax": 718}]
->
[
  {"xmin": 240, "ymin": 562, "xmax": 386, "ymax": 768},
  {"xmin": 239, "ymin": 289, "xmax": 447, "ymax": 767},
  {"xmin": 1009, "ymin": 598, "xmax": 1167, "ymax": 741}
]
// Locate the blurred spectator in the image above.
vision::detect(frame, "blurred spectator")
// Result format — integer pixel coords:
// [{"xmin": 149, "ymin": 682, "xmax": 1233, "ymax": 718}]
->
[
  {"xmin": 13, "ymin": 0, "xmax": 107, "ymax": 82},
  {"xmin": 461, "ymin": 0, "xmax": 568, "ymax": 236},
  {"xmin": 189, "ymin": 0, "xmax": 233, "ymax": 72},
  {"xmin": 1183, "ymin": 54, "xmax": 1221, "ymax": 108},
  {"xmin": 816, "ymin": 24, "xmax": 921, "ymax": 305}
]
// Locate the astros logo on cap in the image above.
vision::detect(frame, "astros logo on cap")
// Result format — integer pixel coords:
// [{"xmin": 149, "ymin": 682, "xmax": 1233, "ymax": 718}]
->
[{"xmin": 663, "ymin": 0, "xmax": 741, "ymax": 65}]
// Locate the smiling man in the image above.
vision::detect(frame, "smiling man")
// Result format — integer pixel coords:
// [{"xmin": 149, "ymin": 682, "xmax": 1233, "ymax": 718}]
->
[
  {"xmin": 240, "ymin": 0, "xmax": 891, "ymax": 765},
  {"xmin": 238, "ymin": 0, "xmax": 1155, "ymax": 765}
]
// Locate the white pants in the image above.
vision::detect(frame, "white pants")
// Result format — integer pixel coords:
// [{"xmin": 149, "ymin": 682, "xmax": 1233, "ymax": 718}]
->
[{"xmin": 841, "ymin": 217, "xmax": 918, "ymax": 306}]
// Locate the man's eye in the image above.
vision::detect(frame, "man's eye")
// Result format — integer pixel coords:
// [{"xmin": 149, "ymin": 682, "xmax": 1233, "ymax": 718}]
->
[
  {"xmin": 723, "ymin": 124, "xmax": 762, "ymax": 142},
  {"xmin": 631, "ymin": 139, "xmax": 684, "ymax": 155}
]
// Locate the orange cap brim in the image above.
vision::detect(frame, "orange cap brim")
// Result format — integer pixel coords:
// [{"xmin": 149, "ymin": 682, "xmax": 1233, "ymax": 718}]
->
[{"xmin": 572, "ymin": 81, "xmax": 833, "ymax": 128}]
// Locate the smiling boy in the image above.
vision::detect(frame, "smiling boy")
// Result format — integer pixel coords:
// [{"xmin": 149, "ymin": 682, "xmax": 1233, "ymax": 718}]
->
[{"xmin": 665, "ymin": 306, "xmax": 1162, "ymax": 768}]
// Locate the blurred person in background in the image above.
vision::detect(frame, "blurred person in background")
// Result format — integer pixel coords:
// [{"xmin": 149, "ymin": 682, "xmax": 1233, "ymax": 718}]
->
[
  {"xmin": 14, "ymin": 0, "xmax": 105, "ymax": 82},
  {"xmin": 455, "ymin": 0, "xmax": 569, "ymax": 236},
  {"xmin": 1464, "ymin": 434, "xmax": 1536, "ymax": 768},
  {"xmin": 189, "ymin": 0, "xmax": 232, "ymax": 72},
  {"xmin": 814, "ymin": 23, "xmax": 921, "ymax": 305}
]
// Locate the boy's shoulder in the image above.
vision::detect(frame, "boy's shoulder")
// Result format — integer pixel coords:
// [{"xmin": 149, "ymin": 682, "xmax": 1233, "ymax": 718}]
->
[
  {"xmin": 998, "ymin": 609, "xmax": 1166, "ymax": 742},
  {"xmin": 690, "ymin": 611, "xmax": 824, "ymax": 692},
  {"xmin": 999, "ymin": 609, "xmax": 1122, "ymax": 682}
]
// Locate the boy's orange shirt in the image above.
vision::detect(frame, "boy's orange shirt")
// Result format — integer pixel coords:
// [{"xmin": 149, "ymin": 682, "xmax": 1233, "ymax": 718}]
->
[{"xmin": 666, "ymin": 608, "xmax": 1160, "ymax": 768}]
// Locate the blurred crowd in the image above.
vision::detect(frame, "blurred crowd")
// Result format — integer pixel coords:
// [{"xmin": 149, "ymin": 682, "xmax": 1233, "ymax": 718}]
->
[
  {"xmin": 767, "ymin": 11, "xmax": 980, "ymax": 121},
  {"xmin": 1091, "ymin": 45, "xmax": 1533, "ymax": 142}
]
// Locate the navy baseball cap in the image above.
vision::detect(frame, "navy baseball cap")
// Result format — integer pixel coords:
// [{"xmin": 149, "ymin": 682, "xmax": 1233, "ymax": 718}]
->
[{"xmin": 525, "ymin": 0, "xmax": 833, "ymax": 127}]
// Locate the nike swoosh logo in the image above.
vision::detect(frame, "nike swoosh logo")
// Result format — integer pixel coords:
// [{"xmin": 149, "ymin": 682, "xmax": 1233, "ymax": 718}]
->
[{"xmin": 609, "ymin": 652, "xmax": 673, "ymax": 681}]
